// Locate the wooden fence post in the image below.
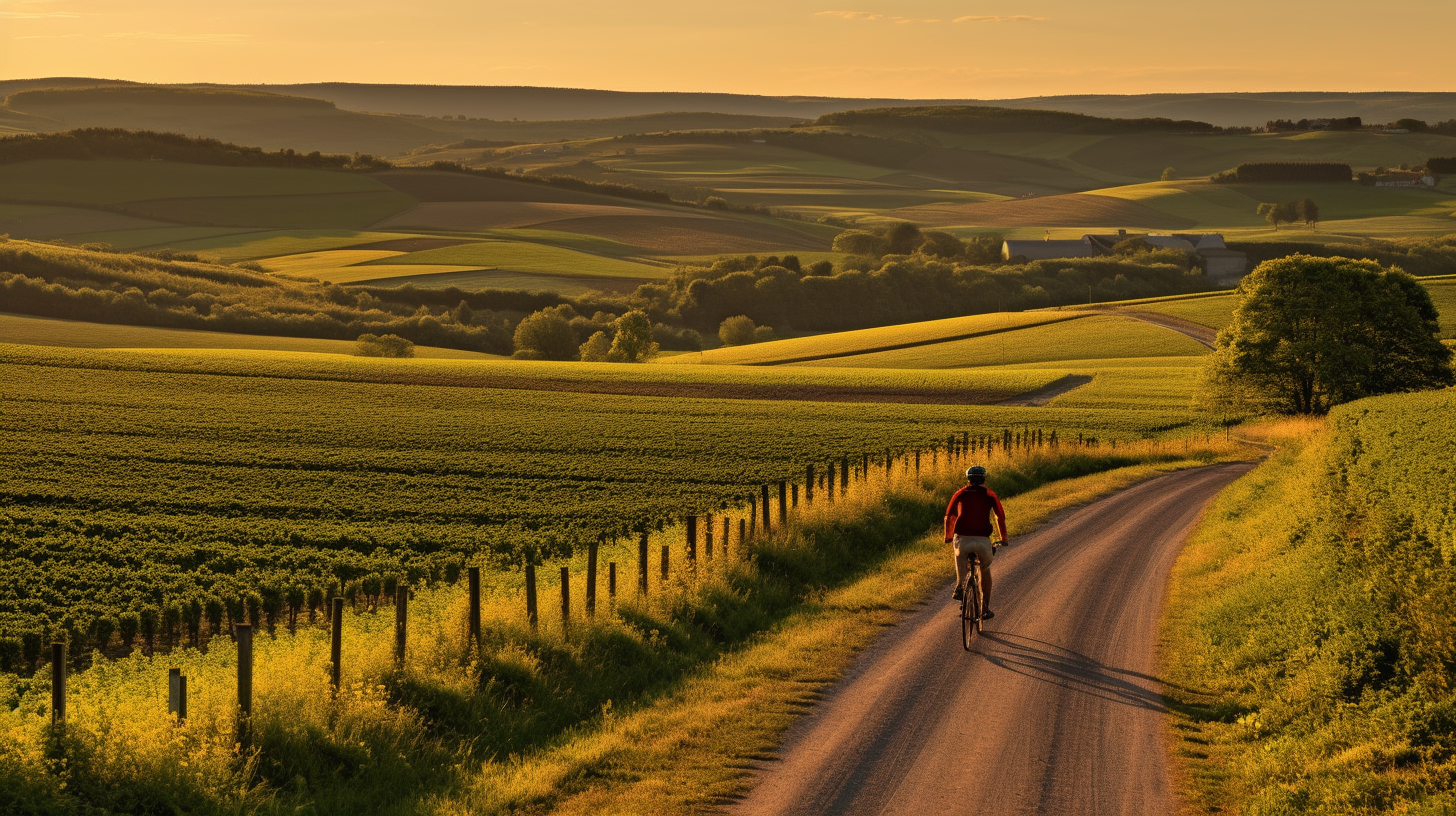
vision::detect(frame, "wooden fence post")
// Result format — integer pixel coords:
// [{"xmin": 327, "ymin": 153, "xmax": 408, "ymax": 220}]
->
[
  {"xmin": 705, "ymin": 514, "xmax": 714, "ymax": 559},
  {"xmin": 805, "ymin": 464, "xmax": 815, "ymax": 503},
  {"xmin": 50, "ymin": 642, "xmax": 65, "ymax": 728},
  {"xmin": 394, "ymin": 585, "xmax": 408, "ymax": 667},
  {"xmin": 737, "ymin": 518, "xmax": 746, "ymax": 554},
  {"xmin": 560, "ymin": 567, "xmax": 570, "ymax": 634},
  {"xmin": 791, "ymin": 483, "xmax": 799, "ymax": 509},
  {"xmin": 762, "ymin": 480, "xmax": 774, "ymax": 533},
  {"xmin": 722, "ymin": 516, "xmax": 730, "ymax": 559},
  {"xmin": 840, "ymin": 457, "xmax": 849, "ymax": 491},
  {"xmin": 686, "ymin": 516, "xmax": 698, "ymax": 565},
  {"xmin": 168, "ymin": 666, "xmax": 182, "ymax": 719},
  {"xmin": 236, "ymin": 624, "xmax": 252, "ymax": 747},
  {"xmin": 826, "ymin": 461, "xmax": 836, "ymax": 502},
  {"xmin": 660, "ymin": 544, "xmax": 670, "ymax": 582},
  {"xmin": 778, "ymin": 481, "xmax": 788, "ymax": 525},
  {"xmin": 330, "ymin": 597, "xmax": 343, "ymax": 692},
  {"xmin": 587, "ymin": 539, "xmax": 599, "ymax": 617},
  {"xmin": 525, "ymin": 560, "xmax": 538, "ymax": 631},
  {"xmin": 637, "ymin": 532, "xmax": 649, "ymax": 596},
  {"xmin": 608, "ymin": 562, "xmax": 617, "ymax": 600},
  {"xmin": 915, "ymin": 449, "xmax": 922, "ymax": 474},
  {"xmin": 468, "ymin": 566, "xmax": 482, "ymax": 647}
]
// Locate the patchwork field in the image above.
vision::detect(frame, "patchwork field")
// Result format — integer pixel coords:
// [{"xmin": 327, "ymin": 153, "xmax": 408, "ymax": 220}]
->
[
  {"xmin": 0, "ymin": 313, "xmax": 498, "ymax": 358},
  {"xmin": 677, "ymin": 312, "xmax": 1079, "ymax": 366},
  {"xmin": 794, "ymin": 315, "xmax": 1210, "ymax": 369}
]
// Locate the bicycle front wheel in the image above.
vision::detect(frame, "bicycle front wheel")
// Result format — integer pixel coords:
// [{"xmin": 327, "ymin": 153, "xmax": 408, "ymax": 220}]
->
[{"xmin": 961, "ymin": 582, "xmax": 975, "ymax": 651}]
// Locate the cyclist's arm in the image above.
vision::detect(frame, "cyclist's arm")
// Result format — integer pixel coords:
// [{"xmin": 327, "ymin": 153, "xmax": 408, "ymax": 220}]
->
[
  {"xmin": 991, "ymin": 492, "xmax": 1008, "ymax": 543},
  {"xmin": 943, "ymin": 494, "xmax": 959, "ymax": 542}
]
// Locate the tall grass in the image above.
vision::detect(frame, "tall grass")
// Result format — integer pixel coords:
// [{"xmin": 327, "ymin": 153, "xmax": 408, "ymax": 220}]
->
[
  {"xmin": 1163, "ymin": 401, "xmax": 1456, "ymax": 815},
  {"xmin": 0, "ymin": 433, "xmax": 1245, "ymax": 815}
]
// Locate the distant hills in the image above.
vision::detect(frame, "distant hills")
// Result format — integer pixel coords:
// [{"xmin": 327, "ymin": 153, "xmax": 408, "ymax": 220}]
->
[{"xmin": 3, "ymin": 78, "xmax": 1455, "ymax": 129}]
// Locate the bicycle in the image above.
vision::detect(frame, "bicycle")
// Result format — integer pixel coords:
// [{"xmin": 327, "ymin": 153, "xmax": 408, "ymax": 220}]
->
[{"xmin": 959, "ymin": 541, "xmax": 1000, "ymax": 651}]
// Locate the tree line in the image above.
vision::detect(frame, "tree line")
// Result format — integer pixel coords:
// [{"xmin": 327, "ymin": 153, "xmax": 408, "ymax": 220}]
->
[
  {"xmin": 1212, "ymin": 162, "xmax": 1353, "ymax": 184},
  {"xmin": 811, "ymin": 106, "xmax": 1230, "ymax": 134}
]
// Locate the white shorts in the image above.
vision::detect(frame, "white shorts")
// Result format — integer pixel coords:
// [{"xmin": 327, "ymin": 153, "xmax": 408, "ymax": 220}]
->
[{"xmin": 954, "ymin": 535, "xmax": 994, "ymax": 566}]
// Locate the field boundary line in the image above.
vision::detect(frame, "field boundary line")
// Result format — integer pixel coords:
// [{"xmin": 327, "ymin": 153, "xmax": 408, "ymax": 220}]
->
[
  {"xmin": 742, "ymin": 313, "xmax": 1090, "ymax": 366},
  {"xmin": 1087, "ymin": 308, "xmax": 1216, "ymax": 348}
]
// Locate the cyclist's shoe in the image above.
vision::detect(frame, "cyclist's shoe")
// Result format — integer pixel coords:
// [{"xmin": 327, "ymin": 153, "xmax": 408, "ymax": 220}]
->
[
  {"xmin": 952, "ymin": 585, "xmax": 965, "ymax": 601},
  {"xmin": 981, "ymin": 609, "xmax": 995, "ymax": 621}
]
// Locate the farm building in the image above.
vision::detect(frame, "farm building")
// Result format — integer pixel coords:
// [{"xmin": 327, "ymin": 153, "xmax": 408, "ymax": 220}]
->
[{"xmin": 1002, "ymin": 232, "xmax": 1247, "ymax": 285}]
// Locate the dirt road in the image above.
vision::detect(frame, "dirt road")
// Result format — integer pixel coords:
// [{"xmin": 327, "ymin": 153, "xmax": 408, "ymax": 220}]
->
[{"xmin": 730, "ymin": 463, "xmax": 1252, "ymax": 816}]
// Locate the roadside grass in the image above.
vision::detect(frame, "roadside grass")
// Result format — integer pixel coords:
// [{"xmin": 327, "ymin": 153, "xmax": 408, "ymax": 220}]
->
[
  {"xmin": 0, "ymin": 434, "xmax": 1248, "ymax": 816},
  {"xmin": 436, "ymin": 439, "xmax": 1253, "ymax": 815},
  {"xmin": 670, "ymin": 311, "xmax": 1077, "ymax": 366},
  {"xmin": 0, "ymin": 314, "xmax": 498, "ymax": 358},
  {"xmin": 1162, "ymin": 403, "xmax": 1456, "ymax": 815},
  {"xmin": 797, "ymin": 315, "xmax": 1210, "ymax": 369},
  {"xmin": 364, "ymin": 240, "xmax": 666, "ymax": 279},
  {"xmin": 0, "ymin": 159, "xmax": 390, "ymax": 207}
]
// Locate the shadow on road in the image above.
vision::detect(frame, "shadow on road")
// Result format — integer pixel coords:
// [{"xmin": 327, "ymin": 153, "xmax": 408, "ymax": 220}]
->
[{"xmin": 973, "ymin": 632, "xmax": 1167, "ymax": 711}]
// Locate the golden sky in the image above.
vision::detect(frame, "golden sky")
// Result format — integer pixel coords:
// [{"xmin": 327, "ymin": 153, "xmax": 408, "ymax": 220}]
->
[{"xmin": 2, "ymin": 0, "xmax": 1452, "ymax": 98}]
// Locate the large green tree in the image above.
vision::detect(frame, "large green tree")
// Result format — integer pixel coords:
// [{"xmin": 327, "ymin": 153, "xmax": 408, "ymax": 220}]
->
[
  {"xmin": 607, "ymin": 310, "xmax": 659, "ymax": 362},
  {"xmin": 512, "ymin": 307, "xmax": 578, "ymax": 360},
  {"xmin": 1205, "ymin": 255, "xmax": 1452, "ymax": 414}
]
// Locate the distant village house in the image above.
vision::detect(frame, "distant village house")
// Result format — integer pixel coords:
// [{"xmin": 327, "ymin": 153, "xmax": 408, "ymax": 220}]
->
[{"xmin": 1001, "ymin": 231, "xmax": 1248, "ymax": 286}]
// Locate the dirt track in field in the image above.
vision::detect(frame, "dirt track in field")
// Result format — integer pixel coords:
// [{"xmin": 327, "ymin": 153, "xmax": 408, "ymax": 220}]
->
[{"xmin": 728, "ymin": 462, "xmax": 1253, "ymax": 816}]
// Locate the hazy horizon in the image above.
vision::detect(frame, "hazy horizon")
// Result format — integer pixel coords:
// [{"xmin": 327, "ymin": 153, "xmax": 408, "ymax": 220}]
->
[{"xmin": 2, "ymin": 0, "xmax": 1453, "ymax": 99}]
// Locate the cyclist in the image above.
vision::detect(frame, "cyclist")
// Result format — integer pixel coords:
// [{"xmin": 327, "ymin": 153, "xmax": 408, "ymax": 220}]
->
[{"xmin": 944, "ymin": 465, "xmax": 1008, "ymax": 619}]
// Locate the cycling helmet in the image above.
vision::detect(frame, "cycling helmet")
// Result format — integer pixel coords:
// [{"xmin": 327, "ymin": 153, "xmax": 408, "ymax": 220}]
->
[{"xmin": 966, "ymin": 465, "xmax": 987, "ymax": 479}]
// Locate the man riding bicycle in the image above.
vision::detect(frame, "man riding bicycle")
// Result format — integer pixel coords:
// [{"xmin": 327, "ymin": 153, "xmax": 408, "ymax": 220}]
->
[{"xmin": 944, "ymin": 465, "xmax": 1008, "ymax": 620}]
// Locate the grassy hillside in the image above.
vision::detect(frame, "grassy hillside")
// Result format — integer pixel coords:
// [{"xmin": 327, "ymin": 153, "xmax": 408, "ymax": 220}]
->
[
  {"xmin": 1164, "ymin": 393, "xmax": 1456, "ymax": 814},
  {"xmin": 673, "ymin": 311, "xmax": 1074, "ymax": 365},
  {"xmin": 796, "ymin": 315, "xmax": 1210, "ymax": 369},
  {"xmin": 0, "ymin": 313, "xmax": 498, "ymax": 358}
]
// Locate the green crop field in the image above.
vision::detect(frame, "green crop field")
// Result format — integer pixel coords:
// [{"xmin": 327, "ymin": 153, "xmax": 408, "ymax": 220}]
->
[
  {"xmin": 0, "ymin": 343, "xmax": 1198, "ymax": 639},
  {"xmin": 0, "ymin": 315, "xmax": 498, "ymax": 358},
  {"xmin": 795, "ymin": 315, "xmax": 1211, "ymax": 369},
  {"xmin": 1124, "ymin": 295, "xmax": 1238, "ymax": 330},
  {"xmin": 678, "ymin": 312, "xmax": 1077, "ymax": 366}
]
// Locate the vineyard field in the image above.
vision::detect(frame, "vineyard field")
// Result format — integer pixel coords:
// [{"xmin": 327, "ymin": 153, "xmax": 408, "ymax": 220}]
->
[{"xmin": 0, "ymin": 349, "xmax": 1203, "ymax": 642}]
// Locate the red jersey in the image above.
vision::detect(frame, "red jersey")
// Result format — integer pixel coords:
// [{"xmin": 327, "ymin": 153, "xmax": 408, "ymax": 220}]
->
[{"xmin": 946, "ymin": 485, "xmax": 1007, "ymax": 539}]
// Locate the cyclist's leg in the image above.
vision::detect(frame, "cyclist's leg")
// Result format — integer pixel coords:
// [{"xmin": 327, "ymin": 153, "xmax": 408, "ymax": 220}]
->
[
  {"xmin": 980, "ymin": 563, "xmax": 994, "ymax": 613},
  {"xmin": 951, "ymin": 539, "xmax": 970, "ymax": 591}
]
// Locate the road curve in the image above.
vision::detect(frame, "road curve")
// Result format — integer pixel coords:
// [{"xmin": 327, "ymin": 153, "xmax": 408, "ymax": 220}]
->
[{"xmin": 729, "ymin": 462, "xmax": 1253, "ymax": 816}]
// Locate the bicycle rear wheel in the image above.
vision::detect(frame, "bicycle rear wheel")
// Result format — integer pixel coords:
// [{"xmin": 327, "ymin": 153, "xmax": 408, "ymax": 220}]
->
[
  {"xmin": 961, "ymin": 558, "xmax": 981, "ymax": 650},
  {"xmin": 972, "ymin": 563, "xmax": 984, "ymax": 634}
]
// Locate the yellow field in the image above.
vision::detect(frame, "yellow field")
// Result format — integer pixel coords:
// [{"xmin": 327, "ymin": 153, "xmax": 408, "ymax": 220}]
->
[
  {"xmin": 674, "ymin": 312, "xmax": 1077, "ymax": 366},
  {"xmin": 260, "ymin": 249, "xmax": 406, "ymax": 274},
  {"xmin": 794, "ymin": 315, "xmax": 1209, "ymax": 369}
]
